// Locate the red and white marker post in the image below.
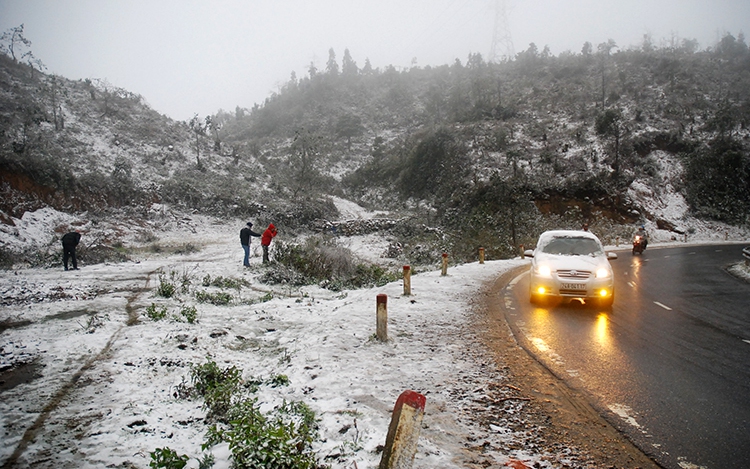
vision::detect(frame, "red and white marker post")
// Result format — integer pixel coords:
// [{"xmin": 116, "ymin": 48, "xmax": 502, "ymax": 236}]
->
[
  {"xmin": 379, "ymin": 389, "xmax": 426, "ymax": 469},
  {"xmin": 376, "ymin": 293, "xmax": 388, "ymax": 342}
]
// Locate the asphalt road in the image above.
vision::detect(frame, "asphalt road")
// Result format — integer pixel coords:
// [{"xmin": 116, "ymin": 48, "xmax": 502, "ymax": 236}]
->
[{"xmin": 505, "ymin": 243, "xmax": 750, "ymax": 469}]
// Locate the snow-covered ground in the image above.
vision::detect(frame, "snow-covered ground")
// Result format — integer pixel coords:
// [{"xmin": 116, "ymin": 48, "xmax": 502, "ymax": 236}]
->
[
  {"xmin": 0, "ymin": 202, "xmax": 540, "ymax": 469},
  {"xmin": 1, "ymin": 198, "xmax": 748, "ymax": 469}
]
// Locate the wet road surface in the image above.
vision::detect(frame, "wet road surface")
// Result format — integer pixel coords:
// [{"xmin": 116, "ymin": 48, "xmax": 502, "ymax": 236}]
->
[{"xmin": 504, "ymin": 244, "xmax": 750, "ymax": 469}]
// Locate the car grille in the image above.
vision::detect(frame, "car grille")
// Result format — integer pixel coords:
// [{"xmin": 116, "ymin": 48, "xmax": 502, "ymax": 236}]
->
[
  {"xmin": 557, "ymin": 269, "xmax": 591, "ymax": 279},
  {"xmin": 559, "ymin": 289, "xmax": 588, "ymax": 296}
]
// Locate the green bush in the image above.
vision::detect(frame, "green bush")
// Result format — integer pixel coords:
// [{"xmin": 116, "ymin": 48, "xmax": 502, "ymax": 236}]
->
[
  {"xmin": 267, "ymin": 374, "xmax": 290, "ymax": 387},
  {"xmin": 145, "ymin": 303, "xmax": 168, "ymax": 321},
  {"xmin": 169, "ymin": 359, "xmax": 322, "ymax": 468},
  {"xmin": 190, "ymin": 359, "xmax": 243, "ymax": 420},
  {"xmin": 157, "ymin": 274, "xmax": 177, "ymax": 298},
  {"xmin": 349, "ymin": 263, "xmax": 400, "ymax": 288},
  {"xmin": 202, "ymin": 274, "xmax": 249, "ymax": 290},
  {"xmin": 179, "ymin": 305, "xmax": 198, "ymax": 324},
  {"xmin": 258, "ymin": 292, "xmax": 274, "ymax": 303},
  {"xmin": 195, "ymin": 291, "xmax": 233, "ymax": 305},
  {"xmin": 149, "ymin": 447, "xmax": 189, "ymax": 469},
  {"xmin": 683, "ymin": 137, "xmax": 750, "ymax": 224},
  {"xmin": 265, "ymin": 236, "xmax": 397, "ymax": 290},
  {"xmin": 206, "ymin": 399, "xmax": 319, "ymax": 469}
]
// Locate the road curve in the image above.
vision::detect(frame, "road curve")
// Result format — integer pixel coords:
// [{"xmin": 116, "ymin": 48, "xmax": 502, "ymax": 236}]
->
[{"xmin": 503, "ymin": 243, "xmax": 750, "ymax": 469}]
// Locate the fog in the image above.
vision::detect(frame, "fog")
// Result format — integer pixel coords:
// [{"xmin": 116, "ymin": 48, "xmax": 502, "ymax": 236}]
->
[{"xmin": 1, "ymin": 0, "xmax": 748, "ymax": 121}]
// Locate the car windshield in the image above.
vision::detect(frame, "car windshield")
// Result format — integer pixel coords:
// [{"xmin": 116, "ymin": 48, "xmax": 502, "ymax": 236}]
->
[{"xmin": 540, "ymin": 236, "xmax": 603, "ymax": 256}]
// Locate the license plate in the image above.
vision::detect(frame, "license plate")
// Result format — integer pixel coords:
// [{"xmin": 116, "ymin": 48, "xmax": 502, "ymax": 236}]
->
[{"xmin": 560, "ymin": 283, "xmax": 586, "ymax": 291}]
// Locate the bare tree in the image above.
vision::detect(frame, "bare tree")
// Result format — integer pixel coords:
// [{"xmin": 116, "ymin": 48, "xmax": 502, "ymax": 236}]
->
[
  {"xmin": 45, "ymin": 75, "xmax": 67, "ymax": 130},
  {"xmin": 188, "ymin": 114, "xmax": 210, "ymax": 169},
  {"xmin": 287, "ymin": 128, "xmax": 322, "ymax": 198},
  {"xmin": 595, "ymin": 108, "xmax": 627, "ymax": 177},
  {"xmin": 597, "ymin": 39, "xmax": 618, "ymax": 107},
  {"xmin": 0, "ymin": 24, "xmax": 32, "ymax": 63},
  {"xmin": 1, "ymin": 24, "xmax": 45, "ymax": 78}
]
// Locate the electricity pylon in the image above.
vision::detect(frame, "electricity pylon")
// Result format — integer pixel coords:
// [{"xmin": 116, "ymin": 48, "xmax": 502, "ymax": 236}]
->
[{"xmin": 488, "ymin": 0, "xmax": 514, "ymax": 62}]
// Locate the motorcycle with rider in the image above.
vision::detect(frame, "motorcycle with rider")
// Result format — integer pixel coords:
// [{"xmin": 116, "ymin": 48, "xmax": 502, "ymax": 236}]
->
[{"xmin": 632, "ymin": 225, "xmax": 648, "ymax": 255}]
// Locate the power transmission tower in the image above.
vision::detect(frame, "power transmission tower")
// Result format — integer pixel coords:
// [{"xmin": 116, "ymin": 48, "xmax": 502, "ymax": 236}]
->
[{"xmin": 489, "ymin": 0, "xmax": 514, "ymax": 62}]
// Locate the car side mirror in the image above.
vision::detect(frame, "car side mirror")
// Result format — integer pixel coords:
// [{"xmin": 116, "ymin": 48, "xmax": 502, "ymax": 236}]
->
[
  {"xmin": 607, "ymin": 252, "xmax": 618, "ymax": 260},
  {"xmin": 524, "ymin": 249, "xmax": 535, "ymax": 258}
]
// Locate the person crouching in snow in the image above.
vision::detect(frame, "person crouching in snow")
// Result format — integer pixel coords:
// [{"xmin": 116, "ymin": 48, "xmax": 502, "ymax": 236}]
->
[
  {"xmin": 240, "ymin": 222, "xmax": 261, "ymax": 267},
  {"xmin": 261, "ymin": 223, "xmax": 278, "ymax": 264}
]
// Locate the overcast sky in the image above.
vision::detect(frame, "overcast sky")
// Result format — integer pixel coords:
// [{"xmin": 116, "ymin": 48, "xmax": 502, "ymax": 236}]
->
[{"xmin": 1, "ymin": 0, "xmax": 748, "ymax": 121}]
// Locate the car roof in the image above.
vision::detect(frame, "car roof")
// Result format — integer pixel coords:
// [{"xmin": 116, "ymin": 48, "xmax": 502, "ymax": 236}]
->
[{"xmin": 537, "ymin": 230, "xmax": 601, "ymax": 241}]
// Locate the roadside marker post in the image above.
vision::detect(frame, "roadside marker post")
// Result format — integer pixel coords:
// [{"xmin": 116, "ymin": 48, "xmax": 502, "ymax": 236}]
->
[
  {"xmin": 379, "ymin": 390, "xmax": 426, "ymax": 469},
  {"xmin": 519, "ymin": 244, "xmax": 524, "ymax": 259},
  {"xmin": 441, "ymin": 253, "xmax": 448, "ymax": 276},
  {"xmin": 402, "ymin": 265, "xmax": 411, "ymax": 296},
  {"xmin": 479, "ymin": 247, "xmax": 485, "ymax": 264},
  {"xmin": 376, "ymin": 294, "xmax": 388, "ymax": 342}
]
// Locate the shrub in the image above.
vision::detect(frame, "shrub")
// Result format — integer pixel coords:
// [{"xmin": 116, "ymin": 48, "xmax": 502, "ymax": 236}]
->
[
  {"xmin": 83, "ymin": 244, "xmax": 130, "ymax": 265},
  {"xmin": 149, "ymin": 447, "xmax": 188, "ymax": 469},
  {"xmin": 258, "ymin": 264, "xmax": 309, "ymax": 286},
  {"xmin": 174, "ymin": 360, "xmax": 322, "ymax": 468},
  {"xmin": 206, "ymin": 399, "xmax": 319, "ymax": 469},
  {"xmin": 145, "ymin": 303, "xmax": 168, "ymax": 321},
  {"xmin": 190, "ymin": 359, "xmax": 243, "ymax": 420},
  {"xmin": 202, "ymin": 274, "xmax": 249, "ymax": 290},
  {"xmin": 157, "ymin": 274, "xmax": 176, "ymax": 298},
  {"xmin": 265, "ymin": 236, "xmax": 397, "ymax": 290},
  {"xmin": 179, "ymin": 268, "xmax": 194, "ymax": 294},
  {"xmin": 136, "ymin": 230, "xmax": 158, "ymax": 243},
  {"xmin": 195, "ymin": 291, "xmax": 232, "ymax": 305},
  {"xmin": 267, "ymin": 374, "xmax": 290, "ymax": 387},
  {"xmin": 258, "ymin": 292, "xmax": 274, "ymax": 303},
  {"xmin": 349, "ymin": 263, "xmax": 400, "ymax": 288},
  {"xmin": 174, "ymin": 243, "xmax": 199, "ymax": 255},
  {"xmin": 179, "ymin": 305, "xmax": 197, "ymax": 324}
]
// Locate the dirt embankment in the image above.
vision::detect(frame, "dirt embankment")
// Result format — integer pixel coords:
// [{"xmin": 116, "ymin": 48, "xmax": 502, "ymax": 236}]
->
[{"xmin": 475, "ymin": 267, "xmax": 662, "ymax": 469}]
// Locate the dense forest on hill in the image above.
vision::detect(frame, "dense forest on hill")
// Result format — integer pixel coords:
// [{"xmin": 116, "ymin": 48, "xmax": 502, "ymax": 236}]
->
[
  {"xmin": 220, "ymin": 37, "xmax": 750, "ymax": 224},
  {"xmin": 1, "ymin": 30, "xmax": 749, "ymax": 261}
]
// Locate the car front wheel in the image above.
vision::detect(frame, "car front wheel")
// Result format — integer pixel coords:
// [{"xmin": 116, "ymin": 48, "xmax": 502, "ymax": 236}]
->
[
  {"xmin": 598, "ymin": 292, "xmax": 614, "ymax": 309},
  {"xmin": 530, "ymin": 292, "xmax": 545, "ymax": 306}
]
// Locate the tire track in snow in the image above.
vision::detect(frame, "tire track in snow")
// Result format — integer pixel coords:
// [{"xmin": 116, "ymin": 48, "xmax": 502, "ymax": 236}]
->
[{"xmin": 2, "ymin": 271, "xmax": 155, "ymax": 468}]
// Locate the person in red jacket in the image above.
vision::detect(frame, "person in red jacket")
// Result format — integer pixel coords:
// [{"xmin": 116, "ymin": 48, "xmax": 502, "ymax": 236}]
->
[{"xmin": 261, "ymin": 223, "xmax": 278, "ymax": 264}]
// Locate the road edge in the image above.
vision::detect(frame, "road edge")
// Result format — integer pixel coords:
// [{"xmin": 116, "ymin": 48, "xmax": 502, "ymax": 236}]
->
[{"xmin": 474, "ymin": 265, "xmax": 664, "ymax": 469}]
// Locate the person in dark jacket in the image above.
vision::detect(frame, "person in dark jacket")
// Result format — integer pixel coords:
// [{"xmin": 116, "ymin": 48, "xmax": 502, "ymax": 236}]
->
[
  {"xmin": 260, "ymin": 223, "xmax": 278, "ymax": 264},
  {"xmin": 61, "ymin": 231, "xmax": 81, "ymax": 271},
  {"xmin": 240, "ymin": 222, "xmax": 261, "ymax": 267}
]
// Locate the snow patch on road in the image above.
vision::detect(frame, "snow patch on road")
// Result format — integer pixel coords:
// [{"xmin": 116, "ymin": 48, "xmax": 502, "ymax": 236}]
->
[{"xmin": 608, "ymin": 403, "xmax": 642, "ymax": 429}]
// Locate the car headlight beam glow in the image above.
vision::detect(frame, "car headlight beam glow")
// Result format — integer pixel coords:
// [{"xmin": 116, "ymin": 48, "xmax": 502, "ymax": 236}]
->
[
  {"xmin": 596, "ymin": 267, "xmax": 610, "ymax": 278},
  {"xmin": 538, "ymin": 265, "xmax": 552, "ymax": 277}
]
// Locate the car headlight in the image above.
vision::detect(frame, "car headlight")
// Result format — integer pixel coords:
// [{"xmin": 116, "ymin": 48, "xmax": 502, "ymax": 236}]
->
[
  {"xmin": 537, "ymin": 265, "xmax": 552, "ymax": 277},
  {"xmin": 596, "ymin": 267, "xmax": 611, "ymax": 278}
]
